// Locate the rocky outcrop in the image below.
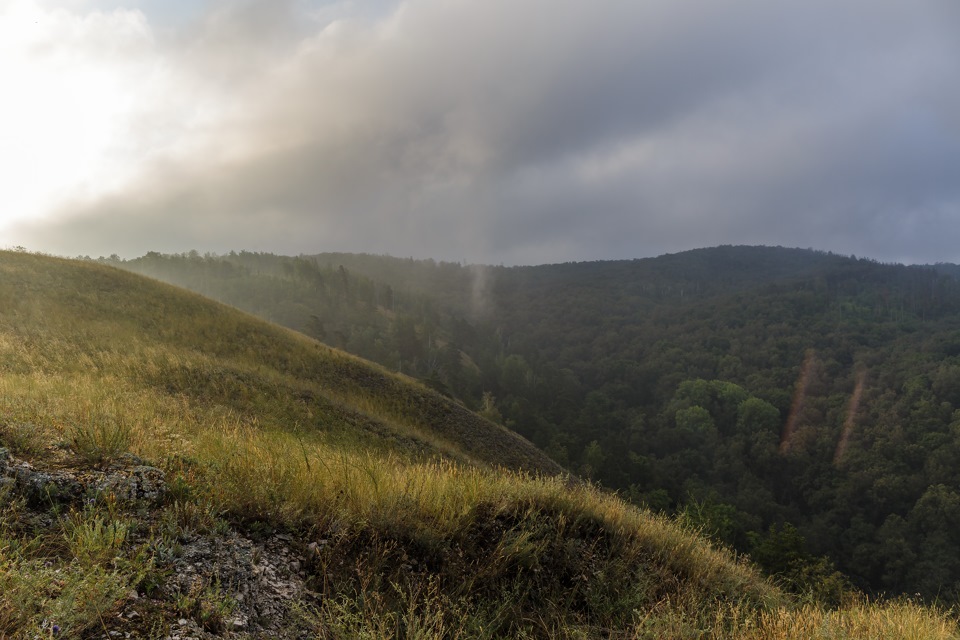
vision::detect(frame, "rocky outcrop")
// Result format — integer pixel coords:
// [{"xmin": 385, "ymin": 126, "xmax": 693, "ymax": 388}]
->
[
  {"xmin": 0, "ymin": 448, "xmax": 165, "ymax": 507},
  {"xmin": 0, "ymin": 447, "xmax": 319, "ymax": 639},
  {"xmin": 161, "ymin": 532, "xmax": 318, "ymax": 640}
]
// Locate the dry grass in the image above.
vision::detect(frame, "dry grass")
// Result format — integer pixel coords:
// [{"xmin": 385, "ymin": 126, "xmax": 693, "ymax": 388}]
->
[
  {"xmin": 0, "ymin": 494, "xmax": 141, "ymax": 637},
  {"xmin": 664, "ymin": 599, "xmax": 959, "ymax": 640}
]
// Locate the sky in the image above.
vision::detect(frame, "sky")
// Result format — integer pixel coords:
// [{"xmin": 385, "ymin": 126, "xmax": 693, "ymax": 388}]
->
[{"xmin": 1, "ymin": 0, "xmax": 958, "ymax": 265}]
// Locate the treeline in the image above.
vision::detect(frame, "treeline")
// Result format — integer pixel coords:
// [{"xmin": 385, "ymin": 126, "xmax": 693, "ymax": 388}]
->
[{"xmin": 103, "ymin": 246, "xmax": 960, "ymax": 600}]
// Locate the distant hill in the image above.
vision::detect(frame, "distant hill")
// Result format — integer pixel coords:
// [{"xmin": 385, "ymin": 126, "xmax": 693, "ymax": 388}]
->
[
  {"xmin": 931, "ymin": 262, "xmax": 960, "ymax": 280},
  {"xmin": 447, "ymin": 246, "xmax": 960, "ymax": 599}
]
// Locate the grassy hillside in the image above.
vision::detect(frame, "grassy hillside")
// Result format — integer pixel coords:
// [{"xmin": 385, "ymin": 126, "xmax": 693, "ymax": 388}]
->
[
  {"xmin": 3, "ymin": 250, "xmax": 558, "ymax": 476},
  {"xmin": 1, "ymin": 249, "xmax": 956, "ymax": 638}
]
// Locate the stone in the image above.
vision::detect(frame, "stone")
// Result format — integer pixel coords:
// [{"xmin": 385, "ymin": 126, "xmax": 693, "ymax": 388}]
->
[{"xmin": 94, "ymin": 465, "xmax": 166, "ymax": 503}]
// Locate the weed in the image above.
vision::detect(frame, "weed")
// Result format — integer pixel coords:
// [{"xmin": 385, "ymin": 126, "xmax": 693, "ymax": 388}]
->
[
  {"xmin": 68, "ymin": 414, "xmax": 131, "ymax": 467},
  {"xmin": 0, "ymin": 545, "xmax": 131, "ymax": 637},
  {"xmin": 0, "ymin": 421, "xmax": 50, "ymax": 456},
  {"xmin": 158, "ymin": 499, "xmax": 227, "ymax": 538},
  {"xmin": 63, "ymin": 507, "xmax": 129, "ymax": 567},
  {"xmin": 175, "ymin": 576, "xmax": 237, "ymax": 633}
]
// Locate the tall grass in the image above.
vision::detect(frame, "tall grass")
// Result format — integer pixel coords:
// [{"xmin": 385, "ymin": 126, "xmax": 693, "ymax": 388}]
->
[{"xmin": 637, "ymin": 599, "xmax": 960, "ymax": 640}]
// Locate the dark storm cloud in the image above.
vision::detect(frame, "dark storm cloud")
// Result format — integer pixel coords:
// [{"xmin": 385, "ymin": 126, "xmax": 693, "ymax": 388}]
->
[{"xmin": 15, "ymin": 0, "xmax": 960, "ymax": 264}]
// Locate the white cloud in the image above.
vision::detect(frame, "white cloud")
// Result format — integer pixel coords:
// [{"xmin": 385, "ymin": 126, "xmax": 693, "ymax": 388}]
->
[{"xmin": 0, "ymin": 1, "xmax": 158, "ymax": 228}]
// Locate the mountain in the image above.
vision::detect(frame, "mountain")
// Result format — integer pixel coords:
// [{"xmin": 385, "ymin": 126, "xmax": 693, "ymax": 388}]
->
[{"xmin": 105, "ymin": 245, "xmax": 960, "ymax": 602}]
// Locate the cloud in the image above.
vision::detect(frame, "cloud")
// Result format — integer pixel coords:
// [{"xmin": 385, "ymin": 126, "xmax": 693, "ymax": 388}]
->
[
  {"xmin": 9, "ymin": 0, "xmax": 960, "ymax": 264},
  {"xmin": 0, "ymin": 1, "xmax": 156, "ymax": 225}
]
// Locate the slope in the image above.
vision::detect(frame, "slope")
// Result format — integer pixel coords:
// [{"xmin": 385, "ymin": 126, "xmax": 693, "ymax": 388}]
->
[
  {"xmin": 1, "ymin": 250, "xmax": 558, "ymax": 476},
  {"xmin": 7, "ymin": 248, "xmax": 954, "ymax": 638},
  {"xmin": 0, "ymin": 249, "xmax": 781, "ymax": 638}
]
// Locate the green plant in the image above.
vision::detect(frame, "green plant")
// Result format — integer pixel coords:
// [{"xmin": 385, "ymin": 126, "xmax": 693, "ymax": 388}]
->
[
  {"xmin": 0, "ymin": 421, "xmax": 49, "ymax": 456},
  {"xmin": 0, "ymin": 543, "xmax": 131, "ymax": 637},
  {"xmin": 68, "ymin": 414, "xmax": 131, "ymax": 467},
  {"xmin": 63, "ymin": 508, "xmax": 129, "ymax": 567},
  {"xmin": 158, "ymin": 499, "xmax": 227, "ymax": 538},
  {"xmin": 176, "ymin": 576, "xmax": 237, "ymax": 633}
]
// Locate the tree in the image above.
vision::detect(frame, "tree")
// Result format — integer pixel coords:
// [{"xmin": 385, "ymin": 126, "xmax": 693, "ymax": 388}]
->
[
  {"xmin": 479, "ymin": 392, "xmax": 503, "ymax": 424},
  {"xmin": 394, "ymin": 317, "xmax": 423, "ymax": 366},
  {"xmin": 736, "ymin": 397, "xmax": 781, "ymax": 436},
  {"xmin": 675, "ymin": 405, "xmax": 715, "ymax": 434},
  {"xmin": 581, "ymin": 440, "xmax": 606, "ymax": 480}
]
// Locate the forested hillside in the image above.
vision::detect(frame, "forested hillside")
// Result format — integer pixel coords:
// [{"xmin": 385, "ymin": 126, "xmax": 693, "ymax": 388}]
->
[{"xmin": 107, "ymin": 246, "xmax": 960, "ymax": 600}]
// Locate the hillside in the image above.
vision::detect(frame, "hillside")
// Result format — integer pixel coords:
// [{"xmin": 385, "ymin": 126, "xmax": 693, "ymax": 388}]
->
[
  {"xmin": 105, "ymin": 246, "xmax": 960, "ymax": 602},
  {"xmin": 4, "ymin": 249, "xmax": 957, "ymax": 638},
  {"xmin": 302, "ymin": 247, "xmax": 960, "ymax": 599}
]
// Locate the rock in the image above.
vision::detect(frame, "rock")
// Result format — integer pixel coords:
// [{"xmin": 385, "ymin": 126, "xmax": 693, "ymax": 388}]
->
[
  {"xmin": 161, "ymin": 528, "xmax": 319, "ymax": 637},
  {"xmin": 115, "ymin": 452, "xmax": 146, "ymax": 467},
  {"xmin": 95, "ymin": 465, "xmax": 166, "ymax": 503},
  {"xmin": 0, "ymin": 447, "xmax": 169, "ymax": 512},
  {"xmin": 14, "ymin": 464, "xmax": 84, "ymax": 506},
  {"xmin": 0, "ymin": 445, "xmax": 318, "ymax": 638}
]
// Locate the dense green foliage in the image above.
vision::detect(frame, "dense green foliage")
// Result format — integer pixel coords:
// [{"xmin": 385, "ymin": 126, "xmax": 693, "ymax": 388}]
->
[{"xmin": 107, "ymin": 246, "xmax": 960, "ymax": 601}]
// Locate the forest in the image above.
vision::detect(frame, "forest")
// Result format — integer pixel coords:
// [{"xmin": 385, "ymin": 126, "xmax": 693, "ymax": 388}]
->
[{"xmin": 105, "ymin": 245, "xmax": 960, "ymax": 601}]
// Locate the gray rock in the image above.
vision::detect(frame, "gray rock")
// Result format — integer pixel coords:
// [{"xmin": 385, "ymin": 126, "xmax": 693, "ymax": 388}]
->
[
  {"xmin": 95, "ymin": 465, "xmax": 166, "ymax": 503},
  {"xmin": 14, "ymin": 464, "xmax": 84, "ymax": 505}
]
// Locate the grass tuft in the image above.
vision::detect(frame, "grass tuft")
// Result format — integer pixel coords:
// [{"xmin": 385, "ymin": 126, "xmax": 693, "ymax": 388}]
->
[
  {"xmin": 0, "ymin": 421, "xmax": 50, "ymax": 457},
  {"xmin": 68, "ymin": 413, "xmax": 132, "ymax": 468},
  {"xmin": 64, "ymin": 507, "xmax": 130, "ymax": 567},
  {"xmin": 175, "ymin": 575, "xmax": 237, "ymax": 633}
]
